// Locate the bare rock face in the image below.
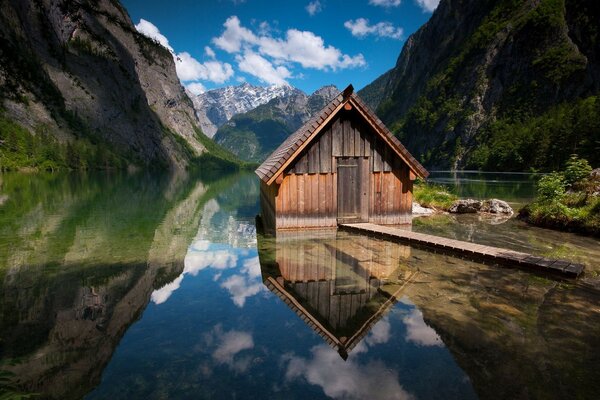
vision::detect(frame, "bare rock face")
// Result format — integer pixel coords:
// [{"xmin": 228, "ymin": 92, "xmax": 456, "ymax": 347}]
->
[
  {"xmin": 0, "ymin": 0, "xmax": 211, "ymax": 169},
  {"xmin": 449, "ymin": 199, "xmax": 482, "ymax": 213},
  {"xmin": 480, "ymin": 199, "xmax": 513, "ymax": 215}
]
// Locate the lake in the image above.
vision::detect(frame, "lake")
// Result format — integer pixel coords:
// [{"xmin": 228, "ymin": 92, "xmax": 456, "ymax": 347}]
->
[{"xmin": 0, "ymin": 171, "xmax": 599, "ymax": 399}]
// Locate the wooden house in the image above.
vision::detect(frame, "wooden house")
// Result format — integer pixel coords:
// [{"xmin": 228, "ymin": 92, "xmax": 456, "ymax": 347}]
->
[
  {"xmin": 257, "ymin": 230, "xmax": 416, "ymax": 359},
  {"xmin": 256, "ymin": 84, "xmax": 428, "ymax": 231}
]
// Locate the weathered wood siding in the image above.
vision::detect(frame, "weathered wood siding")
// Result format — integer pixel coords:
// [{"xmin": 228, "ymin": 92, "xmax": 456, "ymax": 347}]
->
[
  {"xmin": 273, "ymin": 110, "xmax": 413, "ymax": 229},
  {"xmin": 273, "ymin": 231, "xmax": 412, "ymax": 331},
  {"xmin": 260, "ymin": 181, "xmax": 277, "ymax": 232}
]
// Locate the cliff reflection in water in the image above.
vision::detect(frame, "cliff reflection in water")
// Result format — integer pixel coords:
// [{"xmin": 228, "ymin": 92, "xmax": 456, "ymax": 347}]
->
[
  {"xmin": 0, "ymin": 171, "xmax": 254, "ymax": 399},
  {"xmin": 1, "ymin": 171, "xmax": 599, "ymax": 399}
]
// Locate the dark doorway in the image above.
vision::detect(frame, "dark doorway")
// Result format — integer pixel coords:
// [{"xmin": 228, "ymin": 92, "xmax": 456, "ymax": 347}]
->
[{"xmin": 337, "ymin": 157, "xmax": 365, "ymax": 223}]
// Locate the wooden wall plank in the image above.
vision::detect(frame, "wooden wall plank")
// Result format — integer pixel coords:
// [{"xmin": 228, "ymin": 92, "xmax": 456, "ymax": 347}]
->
[
  {"xmin": 308, "ymin": 142, "xmax": 319, "ymax": 173},
  {"xmin": 320, "ymin": 128, "xmax": 332, "ymax": 173},
  {"xmin": 383, "ymin": 145, "xmax": 392, "ymax": 172},
  {"xmin": 319, "ymin": 173, "xmax": 327, "ymax": 224},
  {"xmin": 289, "ymin": 173, "xmax": 298, "ymax": 227},
  {"xmin": 296, "ymin": 152, "xmax": 308, "ymax": 174},
  {"xmin": 332, "ymin": 119, "xmax": 342, "ymax": 157},
  {"xmin": 343, "ymin": 119, "xmax": 354, "ymax": 157},
  {"xmin": 332, "ymin": 169, "xmax": 338, "ymax": 221},
  {"xmin": 354, "ymin": 120, "xmax": 361, "ymax": 157},
  {"xmin": 361, "ymin": 158, "xmax": 369, "ymax": 221},
  {"xmin": 305, "ymin": 172, "xmax": 312, "ymax": 227},
  {"xmin": 364, "ymin": 124, "xmax": 371, "ymax": 158},
  {"xmin": 297, "ymin": 174, "xmax": 305, "ymax": 227},
  {"xmin": 311, "ymin": 173, "xmax": 319, "ymax": 226},
  {"xmin": 373, "ymin": 137, "xmax": 382, "ymax": 172}
]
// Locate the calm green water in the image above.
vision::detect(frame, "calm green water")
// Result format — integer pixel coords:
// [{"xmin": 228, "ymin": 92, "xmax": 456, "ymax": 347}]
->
[{"xmin": 0, "ymin": 171, "xmax": 599, "ymax": 400}]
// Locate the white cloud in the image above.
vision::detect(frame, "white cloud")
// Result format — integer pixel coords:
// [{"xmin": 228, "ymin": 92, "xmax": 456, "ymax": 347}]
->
[
  {"xmin": 236, "ymin": 51, "xmax": 291, "ymax": 85},
  {"xmin": 205, "ymin": 46, "xmax": 216, "ymax": 59},
  {"xmin": 213, "ymin": 16, "xmax": 258, "ymax": 53},
  {"xmin": 186, "ymin": 82, "xmax": 207, "ymax": 95},
  {"xmin": 415, "ymin": 0, "xmax": 439, "ymax": 12},
  {"xmin": 344, "ymin": 18, "xmax": 404, "ymax": 40},
  {"xmin": 213, "ymin": 16, "xmax": 365, "ymax": 73},
  {"xmin": 175, "ymin": 52, "xmax": 234, "ymax": 83},
  {"xmin": 260, "ymin": 29, "xmax": 366, "ymax": 70},
  {"xmin": 284, "ymin": 345, "xmax": 414, "ymax": 400},
  {"xmin": 305, "ymin": 0, "xmax": 322, "ymax": 16},
  {"xmin": 135, "ymin": 19, "xmax": 174, "ymax": 52},
  {"xmin": 135, "ymin": 19, "xmax": 234, "ymax": 85},
  {"xmin": 369, "ymin": 0, "xmax": 402, "ymax": 7},
  {"xmin": 403, "ymin": 308, "xmax": 443, "ymax": 347}
]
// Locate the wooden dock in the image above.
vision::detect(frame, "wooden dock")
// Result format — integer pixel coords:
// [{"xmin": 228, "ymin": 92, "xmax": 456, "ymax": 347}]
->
[{"xmin": 340, "ymin": 223, "xmax": 585, "ymax": 278}]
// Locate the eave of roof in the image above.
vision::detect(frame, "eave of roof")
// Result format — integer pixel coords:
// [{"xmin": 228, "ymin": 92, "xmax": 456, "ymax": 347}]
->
[{"xmin": 255, "ymin": 84, "xmax": 429, "ymax": 185}]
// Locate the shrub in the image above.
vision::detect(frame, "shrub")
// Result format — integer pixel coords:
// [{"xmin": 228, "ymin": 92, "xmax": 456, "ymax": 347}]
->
[
  {"xmin": 536, "ymin": 172, "xmax": 566, "ymax": 202},
  {"xmin": 563, "ymin": 154, "xmax": 592, "ymax": 186}
]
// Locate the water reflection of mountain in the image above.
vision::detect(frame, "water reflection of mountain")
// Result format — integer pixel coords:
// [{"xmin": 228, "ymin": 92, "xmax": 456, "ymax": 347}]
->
[
  {"xmin": 258, "ymin": 231, "xmax": 417, "ymax": 359},
  {"xmin": 0, "ymin": 171, "xmax": 253, "ymax": 399}
]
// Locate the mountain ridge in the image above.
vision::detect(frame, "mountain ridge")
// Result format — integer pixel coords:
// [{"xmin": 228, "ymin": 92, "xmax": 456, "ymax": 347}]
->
[
  {"xmin": 190, "ymin": 83, "xmax": 299, "ymax": 138},
  {"xmin": 213, "ymin": 84, "xmax": 339, "ymax": 162},
  {"xmin": 0, "ymin": 0, "xmax": 237, "ymax": 171},
  {"xmin": 359, "ymin": 0, "xmax": 600, "ymax": 171}
]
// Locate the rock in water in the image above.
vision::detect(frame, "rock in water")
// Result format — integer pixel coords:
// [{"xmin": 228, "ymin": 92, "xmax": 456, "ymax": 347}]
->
[
  {"xmin": 412, "ymin": 202, "xmax": 435, "ymax": 215},
  {"xmin": 481, "ymin": 199, "xmax": 513, "ymax": 214},
  {"xmin": 449, "ymin": 199, "xmax": 482, "ymax": 213}
]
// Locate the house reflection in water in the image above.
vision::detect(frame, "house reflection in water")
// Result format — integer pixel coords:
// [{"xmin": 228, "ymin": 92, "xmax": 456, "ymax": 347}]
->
[{"xmin": 257, "ymin": 230, "xmax": 416, "ymax": 359}]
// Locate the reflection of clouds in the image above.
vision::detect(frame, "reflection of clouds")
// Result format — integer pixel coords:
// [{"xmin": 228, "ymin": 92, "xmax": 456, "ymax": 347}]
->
[
  {"xmin": 206, "ymin": 324, "xmax": 254, "ymax": 373},
  {"xmin": 151, "ymin": 195, "xmax": 261, "ymax": 306},
  {"xmin": 184, "ymin": 243, "xmax": 238, "ymax": 275},
  {"xmin": 365, "ymin": 318, "xmax": 391, "ymax": 346},
  {"xmin": 151, "ymin": 275, "xmax": 184, "ymax": 305},
  {"xmin": 152, "ymin": 242, "xmax": 264, "ymax": 307},
  {"xmin": 403, "ymin": 308, "xmax": 443, "ymax": 347},
  {"xmin": 242, "ymin": 256, "xmax": 260, "ymax": 277},
  {"xmin": 220, "ymin": 274, "xmax": 264, "ymax": 307},
  {"xmin": 284, "ymin": 345, "xmax": 414, "ymax": 400}
]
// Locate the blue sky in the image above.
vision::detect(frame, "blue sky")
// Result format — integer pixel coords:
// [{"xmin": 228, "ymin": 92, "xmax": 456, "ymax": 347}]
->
[{"xmin": 121, "ymin": 0, "xmax": 438, "ymax": 94}]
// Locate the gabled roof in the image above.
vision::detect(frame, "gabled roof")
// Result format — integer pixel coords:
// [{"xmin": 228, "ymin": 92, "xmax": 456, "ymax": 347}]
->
[{"xmin": 255, "ymin": 84, "xmax": 429, "ymax": 185}]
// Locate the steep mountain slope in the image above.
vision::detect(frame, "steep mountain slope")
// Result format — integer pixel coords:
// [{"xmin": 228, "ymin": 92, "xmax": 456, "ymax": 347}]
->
[
  {"xmin": 359, "ymin": 0, "xmax": 600, "ymax": 171},
  {"xmin": 0, "ymin": 0, "xmax": 234, "ymax": 170},
  {"xmin": 213, "ymin": 85, "xmax": 339, "ymax": 162},
  {"xmin": 190, "ymin": 83, "xmax": 298, "ymax": 138}
]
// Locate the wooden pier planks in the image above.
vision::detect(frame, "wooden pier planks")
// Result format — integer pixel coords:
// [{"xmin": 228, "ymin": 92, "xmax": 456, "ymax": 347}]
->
[{"xmin": 340, "ymin": 223, "xmax": 585, "ymax": 278}]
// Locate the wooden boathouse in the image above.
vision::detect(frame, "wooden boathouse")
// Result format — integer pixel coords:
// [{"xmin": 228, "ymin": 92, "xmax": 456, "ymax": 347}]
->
[{"xmin": 256, "ymin": 84, "xmax": 428, "ymax": 231}]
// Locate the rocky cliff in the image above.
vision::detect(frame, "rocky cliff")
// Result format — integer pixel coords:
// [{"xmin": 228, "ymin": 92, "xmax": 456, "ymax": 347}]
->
[
  {"xmin": 0, "ymin": 0, "xmax": 231, "ymax": 170},
  {"xmin": 359, "ymin": 0, "xmax": 600, "ymax": 171},
  {"xmin": 213, "ymin": 85, "xmax": 339, "ymax": 162}
]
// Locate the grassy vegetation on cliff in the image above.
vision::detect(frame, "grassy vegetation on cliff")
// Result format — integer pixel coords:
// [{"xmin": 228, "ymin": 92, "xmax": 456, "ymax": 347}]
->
[
  {"xmin": 0, "ymin": 113, "xmax": 125, "ymax": 171},
  {"xmin": 519, "ymin": 156, "xmax": 600, "ymax": 236},
  {"xmin": 377, "ymin": 0, "xmax": 598, "ymax": 171}
]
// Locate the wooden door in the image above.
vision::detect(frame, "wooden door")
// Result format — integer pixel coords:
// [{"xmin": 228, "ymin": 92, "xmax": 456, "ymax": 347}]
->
[{"xmin": 337, "ymin": 157, "xmax": 364, "ymax": 222}]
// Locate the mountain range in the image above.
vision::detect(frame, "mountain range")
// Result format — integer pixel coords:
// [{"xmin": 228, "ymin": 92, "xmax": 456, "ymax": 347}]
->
[
  {"xmin": 212, "ymin": 85, "xmax": 339, "ymax": 162},
  {"xmin": 359, "ymin": 0, "xmax": 600, "ymax": 171},
  {"xmin": 189, "ymin": 83, "xmax": 299, "ymax": 138},
  {"xmin": 1, "ymin": 0, "xmax": 598, "ymax": 173}
]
